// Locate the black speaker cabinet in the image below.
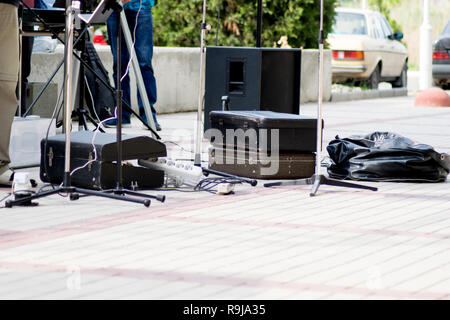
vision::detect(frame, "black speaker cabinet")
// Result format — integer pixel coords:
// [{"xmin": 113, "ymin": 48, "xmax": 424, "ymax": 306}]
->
[
  {"xmin": 204, "ymin": 46, "xmax": 302, "ymax": 131},
  {"xmin": 40, "ymin": 131, "xmax": 167, "ymax": 190}
]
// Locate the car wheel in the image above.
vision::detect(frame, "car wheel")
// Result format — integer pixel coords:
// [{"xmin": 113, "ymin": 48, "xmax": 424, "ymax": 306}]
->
[
  {"xmin": 368, "ymin": 65, "xmax": 380, "ymax": 89},
  {"xmin": 392, "ymin": 64, "xmax": 408, "ymax": 88}
]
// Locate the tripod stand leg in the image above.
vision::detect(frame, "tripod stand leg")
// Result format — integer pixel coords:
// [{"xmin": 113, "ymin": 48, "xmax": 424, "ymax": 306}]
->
[
  {"xmin": 5, "ymin": 188, "xmax": 63, "ymax": 207},
  {"xmin": 309, "ymin": 175, "xmax": 321, "ymax": 197},
  {"xmin": 322, "ymin": 176, "xmax": 378, "ymax": 191},
  {"xmin": 75, "ymin": 187, "xmax": 151, "ymax": 207},
  {"xmin": 78, "ymin": 113, "xmax": 89, "ymax": 130},
  {"xmin": 308, "ymin": 174, "xmax": 378, "ymax": 197},
  {"xmin": 119, "ymin": 10, "xmax": 157, "ymax": 138},
  {"xmin": 103, "ymin": 188, "xmax": 165, "ymax": 203},
  {"xmin": 264, "ymin": 178, "xmax": 313, "ymax": 188},
  {"xmin": 119, "ymin": 189, "xmax": 165, "ymax": 203}
]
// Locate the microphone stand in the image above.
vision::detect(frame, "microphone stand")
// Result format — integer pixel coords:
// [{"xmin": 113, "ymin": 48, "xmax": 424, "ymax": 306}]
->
[
  {"xmin": 102, "ymin": 0, "xmax": 165, "ymax": 203},
  {"xmin": 263, "ymin": 0, "xmax": 377, "ymax": 196},
  {"xmin": 191, "ymin": 0, "xmax": 257, "ymax": 187}
]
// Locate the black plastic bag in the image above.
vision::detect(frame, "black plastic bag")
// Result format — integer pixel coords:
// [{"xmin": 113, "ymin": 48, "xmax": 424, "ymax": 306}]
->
[{"xmin": 326, "ymin": 132, "xmax": 450, "ymax": 182}]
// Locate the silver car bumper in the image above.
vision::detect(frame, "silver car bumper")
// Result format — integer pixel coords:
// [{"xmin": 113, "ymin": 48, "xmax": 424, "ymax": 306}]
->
[
  {"xmin": 332, "ymin": 65, "xmax": 368, "ymax": 74},
  {"xmin": 432, "ymin": 64, "xmax": 450, "ymax": 80}
]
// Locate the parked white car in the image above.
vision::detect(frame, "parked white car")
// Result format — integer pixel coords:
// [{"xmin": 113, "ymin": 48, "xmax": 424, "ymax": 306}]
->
[{"xmin": 328, "ymin": 8, "xmax": 408, "ymax": 89}]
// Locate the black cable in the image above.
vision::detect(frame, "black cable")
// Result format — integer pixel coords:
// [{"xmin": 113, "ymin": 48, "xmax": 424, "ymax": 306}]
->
[
  {"xmin": 151, "ymin": 177, "xmax": 244, "ymax": 195},
  {"xmin": 163, "ymin": 141, "xmax": 196, "ymax": 154},
  {"xmin": 194, "ymin": 177, "xmax": 243, "ymax": 193}
]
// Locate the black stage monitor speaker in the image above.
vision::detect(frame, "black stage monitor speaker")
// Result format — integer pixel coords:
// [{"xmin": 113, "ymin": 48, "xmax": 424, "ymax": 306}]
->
[
  {"xmin": 40, "ymin": 131, "xmax": 167, "ymax": 190},
  {"xmin": 204, "ymin": 46, "xmax": 302, "ymax": 131}
]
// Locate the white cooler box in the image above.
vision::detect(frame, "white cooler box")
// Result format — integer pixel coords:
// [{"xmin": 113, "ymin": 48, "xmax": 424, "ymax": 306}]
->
[{"xmin": 9, "ymin": 116, "xmax": 56, "ymax": 168}]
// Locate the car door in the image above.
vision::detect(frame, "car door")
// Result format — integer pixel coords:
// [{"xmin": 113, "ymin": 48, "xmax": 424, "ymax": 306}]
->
[
  {"xmin": 371, "ymin": 14, "xmax": 395, "ymax": 77},
  {"xmin": 379, "ymin": 14, "xmax": 406, "ymax": 77},
  {"xmin": 364, "ymin": 13, "xmax": 386, "ymax": 76}
]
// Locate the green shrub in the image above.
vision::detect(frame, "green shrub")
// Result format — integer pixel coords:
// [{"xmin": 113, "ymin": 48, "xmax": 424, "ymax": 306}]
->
[{"xmin": 153, "ymin": 0, "xmax": 336, "ymax": 49}]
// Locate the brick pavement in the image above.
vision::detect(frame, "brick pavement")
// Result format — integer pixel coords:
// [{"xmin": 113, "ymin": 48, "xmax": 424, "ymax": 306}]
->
[{"xmin": 0, "ymin": 94, "xmax": 449, "ymax": 300}]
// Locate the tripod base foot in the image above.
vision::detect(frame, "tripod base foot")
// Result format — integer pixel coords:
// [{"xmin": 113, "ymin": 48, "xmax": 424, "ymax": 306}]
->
[
  {"xmin": 70, "ymin": 193, "xmax": 80, "ymax": 201},
  {"xmin": 4, "ymin": 185, "xmax": 154, "ymax": 208},
  {"xmin": 309, "ymin": 177, "xmax": 321, "ymax": 197},
  {"xmin": 264, "ymin": 174, "xmax": 377, "ymax": 196},
  {"xmin": 5, "ymin": 192, "xmax": 39, "ymax": 207},
  {"xmin": 103, "ymin": 188, "xmax": 165, "ymax": 203}
]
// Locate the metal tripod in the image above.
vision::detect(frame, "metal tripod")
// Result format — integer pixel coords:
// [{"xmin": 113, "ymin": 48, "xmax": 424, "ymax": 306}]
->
[
  {"xmin": 102, "ymin": 1, "xmax": 165, "ymax": 203},
  {"xmin": 264, "ymin": 0, "xmax": 377, "ymax": 196},
  {"xmin": 18, "ymin": 1, "xmax": 159, "ymax": 137},
  {"xmin": 6, "ymin": 0, "xmax": 164, "ymax": 208}
]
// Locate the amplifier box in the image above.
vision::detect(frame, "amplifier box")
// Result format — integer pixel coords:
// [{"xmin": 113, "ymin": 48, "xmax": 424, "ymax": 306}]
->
[
  {"xmin": 208, "ymin": 146, "xmax": 315, "ymax": 180},
  {"xmin": 40, "ymin": 131, "xmax": 167, "ymax": 190},
  {"xmin": 209, "ymin": 110, "xmax": 322, "ymax": 153}
]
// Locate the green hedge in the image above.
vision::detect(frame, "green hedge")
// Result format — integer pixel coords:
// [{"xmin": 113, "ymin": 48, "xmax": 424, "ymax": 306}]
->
[{"xmin": 153, "ymin": 0, "xmax": 336, "ymax": 49}]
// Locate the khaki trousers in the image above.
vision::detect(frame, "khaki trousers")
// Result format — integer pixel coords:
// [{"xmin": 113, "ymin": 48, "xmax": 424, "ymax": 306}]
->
[{"xmin": 0, "ymin": 3, "xmax": 19, "ymax": 166}]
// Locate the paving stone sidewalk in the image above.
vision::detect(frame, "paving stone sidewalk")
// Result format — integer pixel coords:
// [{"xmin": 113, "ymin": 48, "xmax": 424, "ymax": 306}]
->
[{"xmin": 0, "ymin": 94, "xmax": 449, "ymax": 300}]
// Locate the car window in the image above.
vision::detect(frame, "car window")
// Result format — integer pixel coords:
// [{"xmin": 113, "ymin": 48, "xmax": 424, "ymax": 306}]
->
[
  {"xmin": 371, "ymin": 14, "xmax": 383, "ymax": 39},
  {"xmin": 379, "ymin": 15, "xmax": 393, "ymax": 38},
  {"xmin": 442, "ymin": 20, "xmax": 450, "ymax": 35},
  {"xmin": 331, "ymin": 12, "xmax": 368, "ymax": 35}
]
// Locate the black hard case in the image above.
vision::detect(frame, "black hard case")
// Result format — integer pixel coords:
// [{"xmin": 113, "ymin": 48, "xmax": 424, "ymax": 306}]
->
[
  {"xmin": 209, "ymin": 110, "xmax": 321, "ymax": 153},
  {"xmin": 40, "ymin": 131, "xmax": 166, "ymax": 190},
  {"xmin": 208, "ymin": 146, "xmax": 315, "ymax": 179}
]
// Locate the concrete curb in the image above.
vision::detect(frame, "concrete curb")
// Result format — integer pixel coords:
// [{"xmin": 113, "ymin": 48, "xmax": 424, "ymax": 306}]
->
[{"xmin": 330, "ymin": 88, "xmax": 408, "ymax": 102}]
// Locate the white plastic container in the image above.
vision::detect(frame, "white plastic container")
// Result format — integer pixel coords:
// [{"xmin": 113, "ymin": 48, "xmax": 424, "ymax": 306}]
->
[{"xmin": 9, "ymin": 116, "xmax": 56, "ymax": 168}]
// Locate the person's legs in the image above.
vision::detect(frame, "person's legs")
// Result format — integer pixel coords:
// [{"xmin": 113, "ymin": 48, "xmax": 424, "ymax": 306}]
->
[
  {"xmin": 127, "ymin": 8, "xmax": 160, "ymax": 130},
  {"xmin": 0, "ymin": 3, "xmax": 19, "ymax": 183},
  {"xmin": 106, "ymin": 12, "xmax": 132, "ymax": 124}
]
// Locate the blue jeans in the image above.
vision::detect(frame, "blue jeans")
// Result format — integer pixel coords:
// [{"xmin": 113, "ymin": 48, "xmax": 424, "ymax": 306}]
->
[{"xmin": 107, "ymin": 9, "xmax": 157, "ymax": 123}]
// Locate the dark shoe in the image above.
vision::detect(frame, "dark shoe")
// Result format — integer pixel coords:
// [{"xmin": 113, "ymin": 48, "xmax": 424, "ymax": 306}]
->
[
  {"xmin": 104, "ymin": 118, "xmax": 131, "ymax": 128},
  {"xmin": 152, "ymin": 112, "xmax": 162, "ymax": 131}
]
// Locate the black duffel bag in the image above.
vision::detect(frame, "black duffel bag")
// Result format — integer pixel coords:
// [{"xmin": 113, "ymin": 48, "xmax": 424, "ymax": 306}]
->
[{"xmin": 327, "ymin": 132, "xmax": 450, "ymax": 182}]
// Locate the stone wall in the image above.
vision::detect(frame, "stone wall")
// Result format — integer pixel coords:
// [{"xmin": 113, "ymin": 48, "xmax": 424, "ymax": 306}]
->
[{"xmin": 29, "ymin": 44, "xmax": 332, "ymax": 114}]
